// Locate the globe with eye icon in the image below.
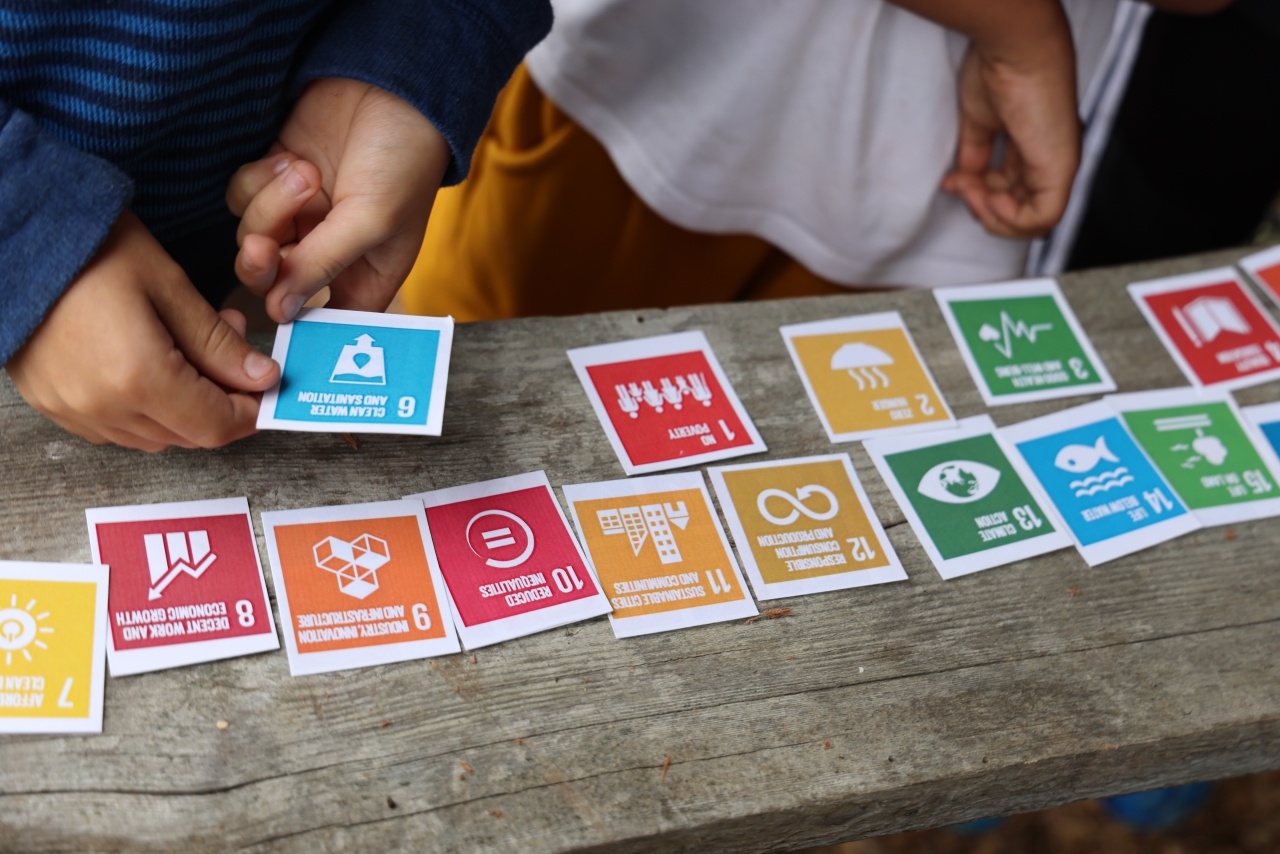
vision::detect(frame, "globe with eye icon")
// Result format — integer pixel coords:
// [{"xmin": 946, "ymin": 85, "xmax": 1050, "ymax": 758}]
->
[{"xmin": 938, "ymin": 464, "xmax": 980, "ymax": 499}]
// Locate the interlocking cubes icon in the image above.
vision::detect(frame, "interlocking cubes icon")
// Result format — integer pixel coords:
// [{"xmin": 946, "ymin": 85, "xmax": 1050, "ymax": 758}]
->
[{"xmin": 313, "ymin": 534, "xmax": 390, "ymax": 600}]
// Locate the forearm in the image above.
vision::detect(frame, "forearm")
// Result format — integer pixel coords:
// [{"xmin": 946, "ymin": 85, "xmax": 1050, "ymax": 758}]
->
[
  {"xmin": 295, "ymin": 0, "xmax": 552, "ymax": 186},
  {"xmin": 0, "ymin": 102, "xmax": 133, "ymax": 365},
  {"xmin": 890, "ymin": 0, "xmax": 1073, "ymax": 66}
]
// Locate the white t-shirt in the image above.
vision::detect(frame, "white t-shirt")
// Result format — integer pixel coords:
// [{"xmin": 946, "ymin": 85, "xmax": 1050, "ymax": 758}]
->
[{"xmin": 526, "ymin": 0, "xmax": 1124, "ymax": 288}]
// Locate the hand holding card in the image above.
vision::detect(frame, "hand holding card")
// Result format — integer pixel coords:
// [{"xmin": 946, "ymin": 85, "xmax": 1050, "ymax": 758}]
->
[{"xmin": 258, "ymin": 307, "xmax": 453, "ymax": 435}]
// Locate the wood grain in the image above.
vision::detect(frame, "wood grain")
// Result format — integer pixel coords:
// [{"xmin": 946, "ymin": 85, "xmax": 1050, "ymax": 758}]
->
[{"xmin": 2, "ymin": 247, "xmax": 1279, "ymax": 853}]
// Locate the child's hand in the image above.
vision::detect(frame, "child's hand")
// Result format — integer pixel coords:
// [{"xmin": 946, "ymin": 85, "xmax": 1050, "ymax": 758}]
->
[
  {"xmin": 939, "ymin": 6, "xmax": 1080, "ymax": 239},
  {"xmin": 4, "ymin": 211, "xmax": 280, "ymax": 451},
  {"xmin": 226, "ymin": 79, "xmax": 451, "ymax": 322}
]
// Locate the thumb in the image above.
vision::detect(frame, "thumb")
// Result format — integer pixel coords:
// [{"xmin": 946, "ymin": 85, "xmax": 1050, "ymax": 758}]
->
[{"xmin": 150, "ymin": 275, "xmax": 280, "ymax": 392}]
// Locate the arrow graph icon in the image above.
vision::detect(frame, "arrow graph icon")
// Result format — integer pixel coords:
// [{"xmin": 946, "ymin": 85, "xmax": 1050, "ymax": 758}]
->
[{"xmin": 144, "ymin": 531, "xmax": 217, "ymax": 600}]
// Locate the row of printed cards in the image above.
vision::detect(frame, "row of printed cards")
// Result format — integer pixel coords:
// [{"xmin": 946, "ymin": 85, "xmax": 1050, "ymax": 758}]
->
[
  {"xmin": 1, "ymin": 451, "xmax": 912, "ymax": 732},
  {"xmin": 245, "ymin": 250, "xmax": 1280, "ymax": 446},
  {"xmin": 866, "ymin": 389, "xmax": 1280, "ymax": 578},
  {"xmin": 9, "ymin": 390, "xmax": 1280, "ymax": 733},
  {"xmin": 568, "ymin": 278, "xmax": 1113, "ymax": 472},
  {"xmin": 10, "ymin": 251, "xmax": 1278, "ymax": 733}
]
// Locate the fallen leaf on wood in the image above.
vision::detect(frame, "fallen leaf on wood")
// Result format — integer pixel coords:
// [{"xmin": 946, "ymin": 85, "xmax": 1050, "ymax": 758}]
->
[{"xmin": 746, "ymin": 608, "xmax": 793, "ymax": 624}]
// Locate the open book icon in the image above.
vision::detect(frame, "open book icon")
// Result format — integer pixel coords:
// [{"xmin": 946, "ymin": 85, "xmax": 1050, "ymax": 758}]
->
[{"xmin": 1173, "ymin": 296, "xmax": 1250, "ymax": 348}]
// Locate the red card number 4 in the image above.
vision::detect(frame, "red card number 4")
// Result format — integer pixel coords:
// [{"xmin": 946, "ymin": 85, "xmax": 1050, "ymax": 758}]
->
[{"xmin": 1129, "ymin": 267, "xmax": 1280, "ymax": 390}]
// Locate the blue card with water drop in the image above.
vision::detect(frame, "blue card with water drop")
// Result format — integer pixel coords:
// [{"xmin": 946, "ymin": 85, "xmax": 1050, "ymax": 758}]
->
[
  {"xmin": 999, "ymin": 401, "xmax": 1199, "ymax": 566},
  {"xmin": 257, "ymin": 308, "xmax": 453, "ymax": 435}
]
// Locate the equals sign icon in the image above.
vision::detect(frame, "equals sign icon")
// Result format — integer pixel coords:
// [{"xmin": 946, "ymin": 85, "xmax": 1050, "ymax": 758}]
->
[{"xmin": 481, "ymin": 527, "xmax": 516, "ymax": 549}]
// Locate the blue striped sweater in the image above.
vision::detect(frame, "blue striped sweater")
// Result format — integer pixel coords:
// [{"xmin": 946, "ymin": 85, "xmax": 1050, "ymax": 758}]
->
[{"xmin": 0, "ymin": 0, "xmax": 551, "ymax": 364}]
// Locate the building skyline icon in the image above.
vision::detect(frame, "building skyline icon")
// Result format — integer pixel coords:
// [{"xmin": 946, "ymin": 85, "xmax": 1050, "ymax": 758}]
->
[{"xmin": 597, "ymin": 501, "xmax": 690, "ymax": 565}]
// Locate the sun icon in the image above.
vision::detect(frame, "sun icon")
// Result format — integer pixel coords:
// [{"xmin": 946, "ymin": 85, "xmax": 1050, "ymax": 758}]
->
[{"xmin": 0, "ymin": 593, "xmax": 54, "ymax": 666}]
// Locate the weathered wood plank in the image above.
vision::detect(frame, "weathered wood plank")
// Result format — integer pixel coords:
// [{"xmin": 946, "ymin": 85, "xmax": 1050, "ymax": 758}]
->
[{"xmin": 1, "ymin": 247, "xmax": 1278, "ymax": 852}]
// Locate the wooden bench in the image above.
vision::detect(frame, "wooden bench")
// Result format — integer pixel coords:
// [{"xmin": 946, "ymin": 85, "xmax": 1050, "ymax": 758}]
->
[{"xmin": 2, "ymin": 247, "xmax": 1278, "ymax": 853}]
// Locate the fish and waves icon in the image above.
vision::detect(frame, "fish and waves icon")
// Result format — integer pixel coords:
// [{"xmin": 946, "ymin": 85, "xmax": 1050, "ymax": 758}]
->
[{"xmin": 1054, "ymin": 435, "xmax": 1134, "ymax": 497}]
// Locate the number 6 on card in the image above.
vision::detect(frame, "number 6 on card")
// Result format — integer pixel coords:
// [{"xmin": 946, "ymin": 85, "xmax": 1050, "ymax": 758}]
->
[{"xmin": 257, "ymin": 307, "xmax": 454, "ymax": 435}]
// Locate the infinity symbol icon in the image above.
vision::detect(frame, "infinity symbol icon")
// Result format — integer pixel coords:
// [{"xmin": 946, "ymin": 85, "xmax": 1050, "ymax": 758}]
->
[{"xmin": 756, "ymin": 485, "xmax": 840, "ymax": 525}]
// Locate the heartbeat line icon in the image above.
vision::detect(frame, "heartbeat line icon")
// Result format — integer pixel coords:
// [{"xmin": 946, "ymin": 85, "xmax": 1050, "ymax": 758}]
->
[{"xmin": 978, "ymin": 312, "xmax": 1053, "ymax": 359}]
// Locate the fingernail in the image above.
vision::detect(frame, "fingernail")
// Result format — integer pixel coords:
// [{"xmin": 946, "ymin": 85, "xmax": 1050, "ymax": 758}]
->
[
  {"xmin": 244, "ymin": 350, "xmax": 275, "ymax": 380},
  {"xmin": 281, "ymin": 294, "xmax": 304, "ymax": 321},
  {"xmin": 285, "ymin": 169, "xmax": 310, "ymax": 196},
  {"xmin": 241, "ymin": 254, "xmax": 260, "ymax": 274},
  {"xmin": 273, "ymin": 156, "xmax": 292, "ymax": 175}
]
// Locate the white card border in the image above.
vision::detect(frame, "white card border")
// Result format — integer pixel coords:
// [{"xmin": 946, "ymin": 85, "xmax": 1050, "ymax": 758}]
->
[
  {"xmin": 864, "ymin": 416, "xmax": 1071, "ymax": 579},
  {"xmin": 566, "ymin": 330, "xmax": 767, "ymax": 475},
  {"xmin": 561, "ymin": 471, "xmax": 758, "ymax": 636},
  {"xmin": 257, "ymin": 307, "xmax": 455, "ymax": 435},
  {"xmin": 707, "ymin": 454, "xmax": 907, "ymax": 600},
  {"xmin": 260, "ymin": 499, "xmax": 461, "ymax": 675},
  {"xmin": 1105, "ymin": 387, "xmax": 1280, "ymax": 527},
  {"xmin": 0, "ymin": 561, "xmax": 109, "ymax": 734},
  {"xmin": 86, "ymin": 497, "xmax": 280, "ymax": 677},
  {"xmin": 1238, "ymin": 244, "xmax": 1280, "ymax": 309},
  {"xmin": 779, "ymin": 311, "xmax": 956, "ymax": 443},
  {"xmin": 1127, "ymin": 267, "xmax": 1280, "ymax": 391},
  {"xmin": 998, "ymin": 400, "xmax": 1201, "ymax": 566},
  {"xmin": 1242, "ymin": 401, "xmax": 1280, "ymax": 437},
  {"xmin": 934, "ymin": 278, "xmax": 1117, "ymax": 406},
  {"xmin": 408, "ymin": 472, "xmax": 613, "ymax": 649}
]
